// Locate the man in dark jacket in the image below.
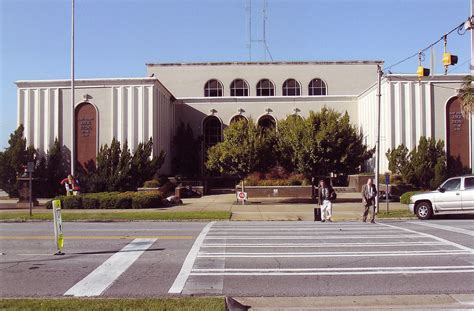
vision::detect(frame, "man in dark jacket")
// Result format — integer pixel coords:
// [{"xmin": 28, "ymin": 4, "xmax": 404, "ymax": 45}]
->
[
  {"xmin": 318, "ymin": 179, "xmax": 336, "ymax": 222},
  {"xmin": 361, "ymin": 178, "xmax": 377, "ymax": 223}
]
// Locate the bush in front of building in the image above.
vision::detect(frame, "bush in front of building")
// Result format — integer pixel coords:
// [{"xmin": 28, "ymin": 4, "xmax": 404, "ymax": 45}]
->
[
  {"xmin": 277, "ymin": 108, "xmax": 373, "ymax": 178},
  {"xmin": 0, "ymin": 125, "xmax": 36, "ymax": 197},
  {"xmin": 77, "ymin": 138, "xmax": 166, "ymax": 193},
  {"xmin": 205, "ymin": 108, "xmax": 373, "ymax": 184},
  {"xmin": 46, "ymin": 191, "xmax": 164, "ymax": 209},
  {"xmin": 244, "ymin": 167, "xmax": 310, "ymax": 186},
  {"xmin": 386, "ymin": 137, "xmax": 448, "ymax": 190},
  {"xmin": 206, "ymin": 118, "xmax": 276, "ymax": 180}
]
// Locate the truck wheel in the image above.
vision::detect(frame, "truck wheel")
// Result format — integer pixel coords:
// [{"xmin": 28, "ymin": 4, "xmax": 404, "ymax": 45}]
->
[{"xmin": 415, "ymin": 202, "xmax": 433, "ymax": 220}]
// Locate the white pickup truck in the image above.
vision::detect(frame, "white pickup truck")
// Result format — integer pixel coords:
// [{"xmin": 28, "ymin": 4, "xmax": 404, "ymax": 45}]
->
[{"xmin": 408, "ymin": 175, "xmax": 474, "ymax": 220}]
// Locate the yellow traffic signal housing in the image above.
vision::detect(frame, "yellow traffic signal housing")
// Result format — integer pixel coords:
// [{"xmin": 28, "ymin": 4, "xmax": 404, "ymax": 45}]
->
[
  {"xmin": 443, "ymin": 53, "xmax": 458, "ymax": 66},
  {"xmin": 417, "ymin": 66, "xmax": 430, "ymax": 77}
]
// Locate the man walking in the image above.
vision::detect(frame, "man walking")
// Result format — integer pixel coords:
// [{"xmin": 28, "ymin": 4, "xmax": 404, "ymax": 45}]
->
[
  {"xmin": 361, "ymin": 178, "xmax": 377, "ymax": 223},
  {"xmin": 318, "ymin": 179, "xmax": 335, "ymax": 222}
]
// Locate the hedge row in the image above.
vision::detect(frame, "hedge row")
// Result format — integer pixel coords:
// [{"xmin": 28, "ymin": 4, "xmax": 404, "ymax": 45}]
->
[{"xmin": 46, "ymin": 191, "xmax": 164, "ymax": 209}]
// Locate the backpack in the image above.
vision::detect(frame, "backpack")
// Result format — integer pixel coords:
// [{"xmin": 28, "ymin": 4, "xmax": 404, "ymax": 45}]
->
[{"xmin": 329, "ymin": 189, "xmax": 337, "ymax": 202}]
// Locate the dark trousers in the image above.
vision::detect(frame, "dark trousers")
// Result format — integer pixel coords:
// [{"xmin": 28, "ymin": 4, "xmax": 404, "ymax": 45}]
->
[{"xmin": 363, "ymin": 203, "xmax": 376, "ymax": 222}]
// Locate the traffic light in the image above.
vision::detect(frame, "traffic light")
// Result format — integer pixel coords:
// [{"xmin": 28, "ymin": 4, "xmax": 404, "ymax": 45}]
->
[
  {"xmin": 417, "ymin": 66, "xmax": 430, "ymax": 78},
  {"xmin": 443, "ymin": 52, "xmax": 458, "ymax": 66}
]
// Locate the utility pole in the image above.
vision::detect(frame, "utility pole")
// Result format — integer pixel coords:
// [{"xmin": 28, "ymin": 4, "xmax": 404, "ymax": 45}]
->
[
  {"xmin": 70, "ymin": 0, "xmax": 75, "ymax": 176},
  {"xmin": 471, "ymin": 0, "xmax": 474, "ymax": 172},
  {"xmin": 375, "ymin": 65, "xmax": 383, "ymax": 213}
]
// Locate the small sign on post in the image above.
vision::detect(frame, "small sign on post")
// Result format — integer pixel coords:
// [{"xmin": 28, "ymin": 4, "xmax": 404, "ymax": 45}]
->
[
  {"xmin": 26, "ymin": 162, "xmax": 34, "ymax": 216},
  {"xmin": 236, "ymin": 191, "xmax": 248, "ymax": 205},
  {"xmin": 52, "ymin": 200, "xmax": 65, "ymax": 255}
]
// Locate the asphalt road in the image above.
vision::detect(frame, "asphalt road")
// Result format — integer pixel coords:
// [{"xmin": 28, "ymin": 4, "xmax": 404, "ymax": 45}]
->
[{"xmin": 0, "ymin": 220, "xmax": 473, "ymax": 298}]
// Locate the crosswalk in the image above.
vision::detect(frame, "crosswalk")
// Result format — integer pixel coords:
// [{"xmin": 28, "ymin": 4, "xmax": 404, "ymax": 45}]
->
[{"xmin": 171, "ymin": 221, "xmax": 474, "ymax": 295}]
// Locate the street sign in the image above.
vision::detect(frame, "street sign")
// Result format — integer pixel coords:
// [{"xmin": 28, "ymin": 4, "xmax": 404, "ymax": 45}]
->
[
  {"xmin": 384, "ymin": 173, "xmax": 390, "ymax": 214},
  {"xmin": 236, "ymin": 191, "xmax": 248, "ymax": 201},
  {"xmin": 26, "ymin": 162, "xmax": 34, "ymax": 173},
  {"xmin": 52, "ymin": 200, "xmax": 64, "ymax": 255}
]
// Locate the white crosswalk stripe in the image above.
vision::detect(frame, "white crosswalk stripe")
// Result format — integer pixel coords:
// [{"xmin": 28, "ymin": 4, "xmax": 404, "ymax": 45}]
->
[{"xmin": 169, "ymin": 221, "xmax": 474, "ymax": 295}]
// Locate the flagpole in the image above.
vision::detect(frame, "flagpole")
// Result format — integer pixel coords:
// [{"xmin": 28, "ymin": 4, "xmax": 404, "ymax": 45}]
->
[{"xmin": 70, "ymin": 0, "xmax": 75, "ymax": 176}]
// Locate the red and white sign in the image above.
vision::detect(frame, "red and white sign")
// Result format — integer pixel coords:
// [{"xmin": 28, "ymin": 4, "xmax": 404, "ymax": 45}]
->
[{"xmin": 236, "ymin": 191, "xmax": 248, "ymax": 201}]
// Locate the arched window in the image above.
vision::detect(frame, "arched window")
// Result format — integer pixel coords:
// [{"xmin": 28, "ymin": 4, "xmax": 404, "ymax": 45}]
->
[
  {"xmin": 230, "ymin": 79, "xmax": 249, "ymax": 96},
  {"xmin": 204, "ymin": 79, "xmax": 223, "ymax": 97},
  {"xmin": 230, "ymin": 115, "xmax": 248, "ymax": 124},
  {"xmin": 308, "ymin": 78, "xmax": 327, "ymax": 95},
  {"xmin": 282, "ymin": 79, "xmax": 301, "ymax": 96},
  {"xmin": 256, "ymin": 79, "xmax": 275, "ymax": 96},
  {"xmin": 257, "ymin": 115, "xmax": 276, "ymax": 131},
  {"xmin": 203, "ymin": 116, "xmax": 222, "ymax": 150}
]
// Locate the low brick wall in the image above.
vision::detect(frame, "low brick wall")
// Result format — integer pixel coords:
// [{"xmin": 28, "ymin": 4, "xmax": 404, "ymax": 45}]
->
[
  {"xmin": 237, "ymin": 186, "xmax": 312, "ymax": 198},
  {"xmin": 235, "ymin": 185, "xmax": 356, "ymax": 198}
]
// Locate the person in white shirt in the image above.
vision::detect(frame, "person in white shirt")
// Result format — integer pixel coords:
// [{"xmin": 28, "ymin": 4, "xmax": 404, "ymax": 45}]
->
[{"xmin": 318, "ymin": 179, "xmax": 336, "ymax": 222}]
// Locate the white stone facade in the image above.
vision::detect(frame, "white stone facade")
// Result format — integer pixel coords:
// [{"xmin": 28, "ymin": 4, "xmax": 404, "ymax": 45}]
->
[{"xmin": 16, "ymin": 61, "xmax": 470, "ymax": 174}]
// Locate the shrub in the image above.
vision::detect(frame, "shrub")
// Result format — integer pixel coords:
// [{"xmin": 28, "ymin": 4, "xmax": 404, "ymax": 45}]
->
[
  {"xmin": 45, "ymin": 191, "xmax": 164, "ymax": 209},
  {"xmin": 400, "ymin": 191, "xmax": 422, "ymax": 205},
  {"xmin": 132, "ymin": 191, "xmax": 163, "ymax": 209},
  {"xmin": 82, "ymin": 196, "xmax": 100, "ymax": 209},
  {"xmin": 143, "ymin": 180, "xmax": 160, "ymax": 188},
  {"xmin": 62, "ymin": 196, "xmax": 82, "ymax": 209},
  {"xmin": 244, "ymin": 172, "xmax": 309, "ymax": 186}
]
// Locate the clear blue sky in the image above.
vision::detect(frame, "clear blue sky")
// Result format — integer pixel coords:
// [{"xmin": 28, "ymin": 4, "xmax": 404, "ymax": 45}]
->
[{"xmin": 0, "ymin": 0, "xmax": 471, "ymax": 150}]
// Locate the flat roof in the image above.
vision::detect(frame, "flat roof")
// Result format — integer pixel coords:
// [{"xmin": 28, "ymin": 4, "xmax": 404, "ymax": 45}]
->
[
  {"xmin": 15, "ymin": 77, "xmax": 175, "ymax": 100},
  {"xmin": 146, "ymin": 60, "xmax": 384, "ymax": 67}
]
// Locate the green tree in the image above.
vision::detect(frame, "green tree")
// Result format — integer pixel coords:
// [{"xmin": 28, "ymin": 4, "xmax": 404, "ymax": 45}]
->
[
  {"xmin": 458, "ymin": 75, "xmax": 474, "ymax": 116},
  {"xmin": 0, "ymin": 125, "xmax": 35, "ymax": 197},
  {"xmin": 388, "ymin": 137, "xmax": 447, "ymax": 189},
  {"xmin": 386, "ymin": 144, "xmax": 409, "ymax": 175},
  {"xmin": 172, "ymin": 122, "xmax": 201, "ymax": 178},
  {"xmin": 205, "ymin": 118, "xmax": 274, "ymax": 180},
  {"xmin": 130, "ymin": 138, "xmax": 165, "ymax": 188},
  {"xmin": 407, "ymin": 137, "xmax": 447, "ymax": 189},
  {"xmin": 276, "ymin": 115, "xmax": 308, "ymax": 173},
  {"xmin": 277, "ymin": 108, "xmax": 373, "ymax": 178},
  {"xmin": 33, "ymin": 139, "xmax": 68, "ymax": 197},
  {"xmin": 79, "ymin": 138, "xmax": 165, "ymax": 192}
]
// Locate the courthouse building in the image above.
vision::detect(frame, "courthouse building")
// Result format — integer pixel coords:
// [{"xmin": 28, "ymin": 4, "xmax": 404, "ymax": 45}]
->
[{"xmin": 15, "ymin": 61, "xmax": 471, "ymax": 174}]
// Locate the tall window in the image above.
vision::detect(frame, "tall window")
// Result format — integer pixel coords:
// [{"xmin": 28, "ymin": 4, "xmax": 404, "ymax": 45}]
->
[
  {"xmin": 230, "ymin": 115, "xmax": 247, "ymax": 124},
  {"xmin": 308, "ymin": 78, "xmax": 327, "ymax": 95},
  {"xmin": 282, "ymin": 79, "xmax": 301, "ymax": 96},
  {"xmin": 204, "ymin": 79, "xmax": 223, "ymax": 97},
  {"xmin": 203, "ymin": 116, "xmax": 222, "ymax": 150},
  {"xmin": 257, "ymin": 115, "xmax": 276, "ymax": 131},
  {"xmin": 256, "ymin": 79, "xmax": 275, "ymax": 96},
  {"xmin": 230, "ymin": 79, "xmax": 249, "ymax": 96}
]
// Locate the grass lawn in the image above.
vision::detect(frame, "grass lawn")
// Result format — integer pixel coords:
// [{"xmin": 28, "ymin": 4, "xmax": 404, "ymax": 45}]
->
[
  {"xmin": 377, "ymin": 208, "xmax": 415, "ymax": 219},
  {"xmin": 0, "ymin": 210, "xmax": 232, "ymax": 222},
  {"xmin": 0, "ymin": 297, "xmax": 225, "ymax": 311}
]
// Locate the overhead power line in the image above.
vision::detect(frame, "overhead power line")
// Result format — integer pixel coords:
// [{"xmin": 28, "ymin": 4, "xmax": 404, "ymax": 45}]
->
[{"xmin": 383, "ymin": 15, "xmax": 473, "ymax": 72}]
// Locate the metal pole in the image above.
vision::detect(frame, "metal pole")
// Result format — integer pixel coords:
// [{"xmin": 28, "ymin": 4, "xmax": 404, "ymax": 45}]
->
[
  {"xmin": 471, "ymin": 0, "xmax": 474, "ymax": 173},
  {"xmin": 375, "ymin": 65, "xmax": 382, "ymax": 214},
  {"xmin": 29, "ymin": 171, "xmax": 32, "ymax": 217},
  {"xmin": 70, "ymin": 0, "xmax": 75, "ymax": 176}
]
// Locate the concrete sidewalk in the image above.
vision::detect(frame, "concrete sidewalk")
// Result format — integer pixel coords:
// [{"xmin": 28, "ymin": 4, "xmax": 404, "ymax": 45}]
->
[
  {"xmin": 234, "ymin": 294, "xmax": 474, "ymax": 310},
  {"xmin": 175, "ymin": 193, "xmax": 408, "ymax": 221},
  {"xmin": 0, "ymin": 193, "xmax": 409, "ymax": 221}
]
